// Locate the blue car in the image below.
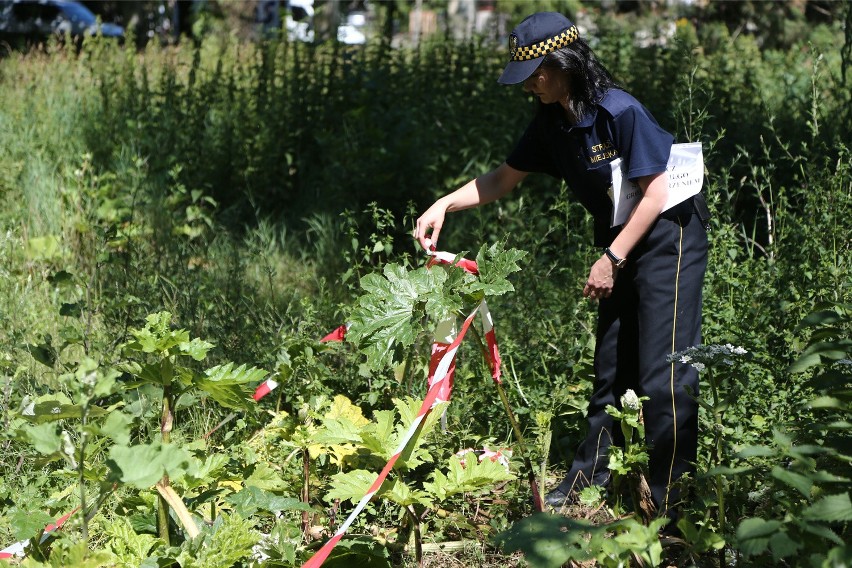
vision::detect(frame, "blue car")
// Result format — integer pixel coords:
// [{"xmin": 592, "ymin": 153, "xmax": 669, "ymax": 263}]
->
[{"xmin": 0, "ymin": 0, "xmax": 124, "ymax": 47}]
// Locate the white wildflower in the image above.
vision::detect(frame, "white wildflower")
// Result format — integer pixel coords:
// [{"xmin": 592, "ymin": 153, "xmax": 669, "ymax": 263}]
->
[
  {"xmin": 621, "ymin": 389, "xmax": 642, "ymax": 411},
  {"xmin": 692, "ymin": 362, "xmax": 706, "ymax": 372},
  {"xmin": 679, "ymin": 354, "xmax": 692, "ymax": 364},
  {"xmin": 732, "ymin": 346, "xmax": 748, "ymax": 355}
]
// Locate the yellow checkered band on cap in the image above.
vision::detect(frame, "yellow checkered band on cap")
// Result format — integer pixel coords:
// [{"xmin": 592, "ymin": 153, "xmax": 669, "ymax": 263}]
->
[{"xmin": 510, "ymin": 25, "xmax": 579, "ymax": 61}]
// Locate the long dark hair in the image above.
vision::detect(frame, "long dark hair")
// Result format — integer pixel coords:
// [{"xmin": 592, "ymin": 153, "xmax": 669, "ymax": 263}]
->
[{"xmin": 540, "ymin": 38, "xmax": 620, "ymax": 123}]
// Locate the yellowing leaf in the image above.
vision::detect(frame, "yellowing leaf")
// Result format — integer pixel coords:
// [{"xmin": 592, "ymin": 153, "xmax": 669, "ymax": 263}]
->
[{"xmin": 325, "ymin": 394, "xmax": 369, "ymax": 427}]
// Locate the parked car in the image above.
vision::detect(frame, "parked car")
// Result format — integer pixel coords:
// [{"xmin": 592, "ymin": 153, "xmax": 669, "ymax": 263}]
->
[{"xmin": 0, "ymin": 0, "xmax": 124, "ymax": 48}]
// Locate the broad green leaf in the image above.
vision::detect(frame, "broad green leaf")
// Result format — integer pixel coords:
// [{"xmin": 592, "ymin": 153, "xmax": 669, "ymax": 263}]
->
[
  {"xmin": 180, "ymin": 337, "xmax": 215, "ymax": 361},
  {"xmin": 325, "ymin": 394, "xmax": 369, "ymax": 427},
  {"xmin": 424, "ymin": 454, "xmax": 515, "ymax": 500},
  {"xmin": 226, "ymin": 486, "xmax": 312, "ymax": 517},
  {"xmin": 98, "ymin": 410, "xmax": 132, "ymax": 446},
  {"xmin": 768, "ymin": 530, "xmax": 801, "ymax": 560},
  {"xmin": 326, "ymin": 469, "xmax": 385, "ymax": 505},
  {"xmin": 9, "ymin": 507, "xmax": 55, "ymax": 541},
  {"xmin": 360, "ymin": 409, "xmax": 397, "ymax": 458},
  {"xmin": 736, "ymin": 518, "xmax": 782, "ymax": 556},
  {"xmin": 494, "ymin": 513, "xmax": 597, "ymax": 568},
  {"xmin": 195, "ymin": 363, "xmax": 266, "ymax": 410},
  {"xmin": 323, "ymin": 537, "xmax": 392, "ymax": 568},
  {"xmin": 103, "ymin": 517, "xmax": 162, "ymax": 563},
  {"xmin": 348, "ymin": 264, "xmax": 450, "ymax": 370},
  {"xmin": 392, "ymin": 398, "xmax": 444, "ymax": 470},
  {"xmin": 21, "ymin": 401, "xmax": 110, "ymax": 424},
  {"xmin": 802, "ymin": 492, "xmax": 852, "ymax": 522},
  {"xmin": 244, "ymin": 461, "xmax": 288, "ymax": 492},
  {"xmin": 108, "ymin": 441, "xmax": 193, "ymax": 489},
  {"xmin": 794, "ymin": 519, "xmax": 844, "ymax": 545},
  {"xmin": 17, "ymin": 422, "xmax": 63, "ymax": 455},
  {"xmin": 463, "ymin": 243, "xmax": 527, "ymax": 298},
  {"xmin": 380, "ymin": 478, "xmax": 432, "ymax": 507},
  {"xmin": 313, "ymin": 417, "xmax": 364, "ymax": 445},
  {"xmin": 184, "ymin": 453, "xmax": 230, "ymax": 489},
  {"xmin": 771, "ymin": 466, "xmax": 813, "ymax": 497}
]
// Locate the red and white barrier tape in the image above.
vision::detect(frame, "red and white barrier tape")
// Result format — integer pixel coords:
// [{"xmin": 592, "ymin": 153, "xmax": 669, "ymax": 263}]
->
[
  {"xmin": 303, "ymin": 299, "xmax": 488, "ymax": 568},
  {"xmin": 302, "ymin": 247, "xmax": 503, "ymax": 567},
  {"xmin": 253, "ymin": 324, "xmax": 351, "ymax": 402},
  {"xmin": 0, "ymin": 508, "xmax": 77, "ymax": 560},
  {"xmin": 3, "ymin": 248, "xmax": 503, "ymax": 566}
]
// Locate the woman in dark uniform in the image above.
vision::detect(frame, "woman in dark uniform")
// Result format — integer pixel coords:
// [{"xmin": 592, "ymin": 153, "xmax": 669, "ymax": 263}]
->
[{"xmin": 413, "ymin": 12, "xmax": 709, "ymax": 522}]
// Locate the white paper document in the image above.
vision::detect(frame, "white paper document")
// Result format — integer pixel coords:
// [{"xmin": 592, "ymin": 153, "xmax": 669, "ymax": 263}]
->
[{"xmin": 609, "ymin": 142, "xmax": 704, "ymax": 227}]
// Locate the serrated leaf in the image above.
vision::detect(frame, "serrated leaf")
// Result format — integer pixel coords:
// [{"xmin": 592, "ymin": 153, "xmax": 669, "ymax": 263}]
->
[
  {"xmin": 195, "ymin": 363, "xmax": 266, "ymax": 410},
  {"xmin": 314, "ymin": 417, "xmax": 364, "ymax": 445},
  {"xmin": 226, "ymin": 486, "xmax": 312, "ymax": 518},
  {"xmin": 108, "ymin": 441, "xmax": 193, "ymax": 489},
  {"xmin": 326, "ymin": 469, "xmax": 385, "ymax": 505},
  {"xmin": 126, "ymin": 312, "xmax": 189, "ymax": 356},
  {"xmin": 244, "ymin": 462, "xmax": 288, "ymax": 492},
  {"xmin": 736, "ymin": 518, "xmax": 782, "ymax": 556},
  {"xmin": 323, "ymin": 537, "xmax": 391, "ymax": 568},
  {"xmin": 185, "ymin": 453, "xmax": 230, "ymax": 489},
  {"xmin": 771, "ymin": 466, "xmax": 813, "ymax": 497},
  {"xmin": 801, "ymin": 492, "xmax": 852, "ymax": 522},
  {"xmin": 104, "ymin": 517, "xmax": 161, "ymax": 562},
  {"xmin": 348, "ymin": 264, "xmax": 448, "ymax": 370},
  {"xmin": 360, "ymin": 409, "xmax": 397, "ymax": 458},
  {"xmin": 424, "ymin": 454, "xmax": 515, "ymax": 500},
  {"xmin": 463, "ymin": 243, "xmax": 527, "ymax": 298},
  {"xmin": 380, "ymin": 478, "xmax": 432, "ymax": 507},
  {"xmin": 9, "ymin": 508, "xmax": 55, "ymax": 541},
  {"xmin": 180, "ymin": 338, "xmax": 215, "ymax": 361},
  {"xmin": 20, "ymin": 401, "xmax": 110, "ymax": 424},
  {"xmin": 768, "ymin": 530, "xmax": 800, "ymax": 560},
  {"xmin": 325, "ymin": 395, "xmax": 370, "ymax": 426},
  {"xmin": 794, "ymin": 519, "xmax": 844, "ymax": 545}
]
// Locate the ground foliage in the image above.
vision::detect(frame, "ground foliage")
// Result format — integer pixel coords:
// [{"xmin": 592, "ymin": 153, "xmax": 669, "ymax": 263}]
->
[{"xmin": 0, "ymin": 8, "xmax": 851, "ymax": 568}]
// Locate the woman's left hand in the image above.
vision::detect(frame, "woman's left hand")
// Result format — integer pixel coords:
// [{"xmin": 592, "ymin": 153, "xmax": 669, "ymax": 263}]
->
[{"xmin": 583, "ymin": 255, "xmax": 617, "ymax": 301}]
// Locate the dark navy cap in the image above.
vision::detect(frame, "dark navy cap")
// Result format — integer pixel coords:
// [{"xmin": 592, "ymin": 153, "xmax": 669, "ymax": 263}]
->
[{"xmin": 498, "ymin": 12, "xmax": 580, "ymax": 85}]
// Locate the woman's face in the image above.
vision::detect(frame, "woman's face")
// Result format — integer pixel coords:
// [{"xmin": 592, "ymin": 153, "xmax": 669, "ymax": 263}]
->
[{"xmin": 523, "ymin": 66, "xmax": 568, "ymax": 106}]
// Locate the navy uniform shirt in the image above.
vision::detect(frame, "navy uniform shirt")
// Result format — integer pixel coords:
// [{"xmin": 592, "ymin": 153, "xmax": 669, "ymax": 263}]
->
[{"xmin": 506, "ymin": 89, "xmax": 674, "ymax": 246}]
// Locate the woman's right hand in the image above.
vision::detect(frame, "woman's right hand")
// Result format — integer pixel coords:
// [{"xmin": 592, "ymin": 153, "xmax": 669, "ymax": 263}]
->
[{"xmin": 414, "ymin": 200, "xmax": 447, "ymax": 250}]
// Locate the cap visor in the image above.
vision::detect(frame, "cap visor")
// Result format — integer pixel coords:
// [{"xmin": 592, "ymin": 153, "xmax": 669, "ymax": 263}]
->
[{"xmin": 498, "ymin": 58, "xmax": 542, "ymax": 85}]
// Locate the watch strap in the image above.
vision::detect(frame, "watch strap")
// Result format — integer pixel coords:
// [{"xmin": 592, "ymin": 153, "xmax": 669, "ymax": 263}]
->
[{"xmin": 604, "ymin": 247, "xmax": 626, "ymax": 268}]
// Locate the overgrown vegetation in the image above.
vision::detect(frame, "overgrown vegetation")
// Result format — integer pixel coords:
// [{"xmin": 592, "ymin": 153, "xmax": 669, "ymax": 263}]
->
[{"xmin": 1, "ymin": 7, "xmax": 850, "ymax": 567}]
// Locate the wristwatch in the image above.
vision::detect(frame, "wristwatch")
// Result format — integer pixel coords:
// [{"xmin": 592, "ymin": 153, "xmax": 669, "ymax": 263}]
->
[{"xmin": 604, "ymin": 247, "xmax": 627, "ymax": 268}]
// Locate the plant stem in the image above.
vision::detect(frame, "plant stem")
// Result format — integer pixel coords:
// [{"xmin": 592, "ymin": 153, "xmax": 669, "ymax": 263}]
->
[
  {"xmin": 406, "ymin": 505, "xmax": 422, "ymax": 567},
  {"xmin": 158, "ymin": 379, "xmax": 174, "ymax": 545},
  {"xmin": 301, "ymin": 446, "xmax": 311, "ymax": 538},
  {"xmin": 78, "ymin": 406, "xmax": 89, "ymax": 543},
  {"xmin": 709, "ymin": 372, "xmax": 726, "ymax": 566}
]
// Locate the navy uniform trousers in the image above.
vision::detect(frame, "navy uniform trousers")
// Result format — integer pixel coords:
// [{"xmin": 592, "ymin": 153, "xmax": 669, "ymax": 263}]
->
[{"xmin": 557, "ymin": 205, "xmax": 708, "ymax": 515}]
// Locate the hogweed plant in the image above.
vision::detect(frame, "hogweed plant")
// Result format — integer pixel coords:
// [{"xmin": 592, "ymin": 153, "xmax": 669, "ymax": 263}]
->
[
  {"xmin": 605, "ymin": 390, "xmax": 653, "ymax": 521},
  {"xmin": 667, "ymin": 343, "xmax": 751, "ymax": 562}
]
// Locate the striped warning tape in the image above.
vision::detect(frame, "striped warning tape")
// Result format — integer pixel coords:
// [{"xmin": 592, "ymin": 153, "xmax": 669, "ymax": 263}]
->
[
  {"xmin": 302, "ymin": 299, "xmax": 489, "ymax": 568},
  {"xmin": 0, "ymin": 508, "xmax": 78, "ymax": 560},
  {"xmin": 1, "ymin": 247, "xmax": 507, "ymax": 565},
  {"xmin": 252, "ymin": 324, "xmax": 350, "ymax": 402},
  {"xmin": 301, "ymin": 247, "xmax": 505, "ymax": 567}
]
